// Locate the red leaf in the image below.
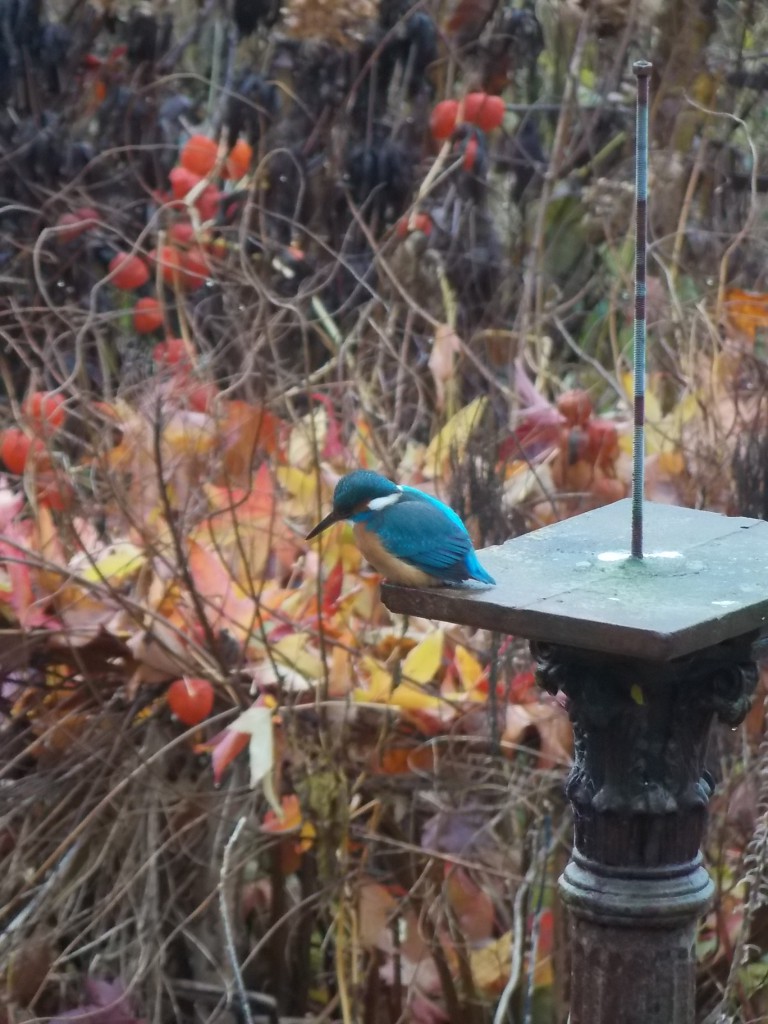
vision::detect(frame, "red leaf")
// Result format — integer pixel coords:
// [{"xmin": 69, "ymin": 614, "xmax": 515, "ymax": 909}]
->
[
  {"xmin": 322, "ymin": 559, "xmax": 344, "ymax": 615},
  {"xmin": 208, "ymin": 728, "xmax": 250, "ymax": 784},
  {"xmin": 0, "ymin": 536, "xmax": 49, "ymax": 628}
]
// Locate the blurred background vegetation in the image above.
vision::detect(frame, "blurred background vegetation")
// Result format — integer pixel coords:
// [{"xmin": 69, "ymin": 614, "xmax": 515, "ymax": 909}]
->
[{"xmin": 2, "ymin": 0, "xmax": 768, "ymax": 1022}]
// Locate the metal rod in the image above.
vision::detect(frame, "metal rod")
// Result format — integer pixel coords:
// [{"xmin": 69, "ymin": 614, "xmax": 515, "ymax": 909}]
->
[{"xmin": 631, "ymin": 60, "xmax": 652, "ymax": 560}]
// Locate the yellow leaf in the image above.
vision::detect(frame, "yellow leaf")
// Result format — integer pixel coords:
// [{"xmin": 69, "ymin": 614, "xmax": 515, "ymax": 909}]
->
[
  {"xmin": 630, "ymin": 683, "xmax": 645, "ymax": 705},
  {"xmin": 163, "ymin": 411, "xmax": 216, "ymax": 458},
  {"xmin": 390, "ymin": 682, "xmax": 443, "ymax": 713},
  {"xmin": 454, "ymin": 644, "xmax": 484, "ymax": 691},
  {"xmin": 620, "ymin": 374, "xmax": 699, "ymax": 455},
  {"xmin": 339, "ymin": 575, "xmax": 379, "ymax": 620},
  {"xmin": 277, "ymin": 465, "xmax": 322, "ymax": 517},
  {"xmin": 423, "ymin": 397, "xmax": 488, "ymax": 478},
  {"xmin": 355, "ymin": 656, "xmax": 393, "ymax": 701},
  {"xmin": 469, "ymin": 932, "xmax": 511, "ymax": 994},
  {"xmin": 351, "ymin": 415, "xmax": 379, "ymax": 468},
  {"xmin": 402, "ymin": 629, "xmax": 444, "ymax": 684},
  {"xmin": 621, "ymin": 371, "xmax": 661, "ymax": 421},
  {"xmin": 76, "ymin": 541, "xmax": 145, "ymax": 586},
  {"xmin": 319, "ymin": 525, "xmax": 362, "ymax": 574},
  {"xmin": 273, "ymin": 632, "xmax": 325, "ymax": 682}
]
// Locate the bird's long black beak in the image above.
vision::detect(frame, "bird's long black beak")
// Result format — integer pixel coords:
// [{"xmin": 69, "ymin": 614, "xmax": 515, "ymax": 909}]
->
[{"xmin": 306, "ymin": 510, "xmax": 341, "ymax": 540}]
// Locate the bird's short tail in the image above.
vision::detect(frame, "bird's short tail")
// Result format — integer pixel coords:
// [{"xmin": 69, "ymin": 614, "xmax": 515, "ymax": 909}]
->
[{"xmin": 467, "ymin": 552, "xmax": 495, "ymax": 585}]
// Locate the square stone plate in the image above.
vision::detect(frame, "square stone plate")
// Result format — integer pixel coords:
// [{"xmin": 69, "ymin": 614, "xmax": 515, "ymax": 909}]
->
[{"xmin": 381, "ymin": 500, "xmax": 768, "ymax": 661}]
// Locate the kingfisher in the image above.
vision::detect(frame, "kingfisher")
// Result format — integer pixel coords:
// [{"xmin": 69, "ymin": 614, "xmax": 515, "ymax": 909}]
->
[{"xmin": 306, "ymin": 470, "xmax": 496, "ymax": 587}]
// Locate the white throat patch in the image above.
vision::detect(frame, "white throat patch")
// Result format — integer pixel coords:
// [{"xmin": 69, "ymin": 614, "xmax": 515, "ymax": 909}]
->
[{"xmin": 368, "ymin": 493, "xmax": 402, "ymax": 511}]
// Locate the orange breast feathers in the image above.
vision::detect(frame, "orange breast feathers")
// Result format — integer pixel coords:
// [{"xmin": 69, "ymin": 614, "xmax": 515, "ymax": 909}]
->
[{"xmin": 353, "ymin": 522, "xmax": 439, "ymax": 587}]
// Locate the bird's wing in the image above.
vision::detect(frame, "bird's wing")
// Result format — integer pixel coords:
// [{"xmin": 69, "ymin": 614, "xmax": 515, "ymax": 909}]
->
[
  {"xmin": 369, "ymin": 498, "xmax": 473, "ymax": 581},
  {"xmin": 400, "ymin": 485, "xmax": 470, "ymax": 535}
]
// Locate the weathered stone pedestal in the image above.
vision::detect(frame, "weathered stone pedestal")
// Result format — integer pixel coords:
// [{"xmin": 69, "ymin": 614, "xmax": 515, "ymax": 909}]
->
[{"xmin": 382, "ymin": 500, "xmax": 768, "ymax": 1024}]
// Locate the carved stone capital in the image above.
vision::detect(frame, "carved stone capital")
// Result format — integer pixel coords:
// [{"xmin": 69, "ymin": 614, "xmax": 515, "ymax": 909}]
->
[
  {"xmin": 532, "ymin": 631, "xmax": 762, "ymax": 1024},
  {"xmin": 532, "ymin": 632, "xmax": 760, "ymax": 868}
]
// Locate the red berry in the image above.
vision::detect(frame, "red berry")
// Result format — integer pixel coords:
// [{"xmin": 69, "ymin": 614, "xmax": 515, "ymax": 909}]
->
[
  {"xmin": 108, "ymin": 251, "xmax": 150, "ymax": 290},
  {"xmin": 180, "ymin": 247, "xmax": 210, "ymax": 290},
  {"xmin": 133, "ymin": 297, "xmax": 164, "ymax": 334},
  {"xmin": 187, "ymin": 382, "xmax": 218, "ymax": 412},
  {"xmin": 167, "ymin": 677, "xmax": 214, "ymax": 725},
  {"xmin": 23, "ymin": 391, "xmax": 66, "ymax": 434},
  {"xmin": 195, "ymin": 184, "xmax": 221, "ymax": 222},
  {"xmin": 57, "ymin": 207, "xmax": 100, "ymax": 243},
  {"xmin": 395, "ymin": 212, "xmax": 433, "ymax": 238},
  {"xmin": 169, "ymin": 166, "xmax": 203, "ymax": 201},
  {"xmin": 149, "ymin": 246, "xmax": 185, "ymax": 287},
  {"xmin": 0, "ymin": 429, "xmax": 44, "ymax": 474},
  {"xmin": 430, "ymin": 99, "xmax": 459, "ymax": 140},
  {"xmin": 224, "ymin": 138, "xmax": 253, "ymax": 180},
  {"xmin": 168, "ymin": 221, "xmax": 196, "ymax": 248},
  {"xmin": 153, "ymin": 337, "xmax": 189, "ymax": 367},
  {"xmin": 180, "ymin": 134, "xmax": 219, "ymax": 177},
  {"xmin": 463, "ymin": 92, "xmax": 505, "ymax": 132},
  {"xmin": 461, "ymin": 134, "xmax": 479, "ymax": 172}
]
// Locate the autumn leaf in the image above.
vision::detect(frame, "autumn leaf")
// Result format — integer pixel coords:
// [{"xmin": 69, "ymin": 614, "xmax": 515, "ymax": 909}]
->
[
  {"xmin": 355, "ymin": 656, "xmax": 394, "ymax": 702},
  {"xmin": 186, "ymin": 540, "xmax": 260, "ymax": 644},
  {"xmin": 309, "ymin": 392, "xmax": 345, "ymax": 461},
  {"xmin": 0, "ymin": 534, "xmax": 49, "ymax": 628},
  {"xmin": 454, "ymin": 644, "xmax": 484, "ymax": 691},
  {"xmin": 620, "ymin": 373, "xmax": 699, "ymax": 456},
  {"xmin": 207, "ymin": 727, "xmax": 250, "ymax": 784},
  {"xmin": 322, "ymin": 558, "xmax": 344, "ymax": 615},
  {"xmin": 272, "ymin": 631, "xmax": 325, "ymax": 685},
  {"xmin": 469, "ymin": 931, "xmax": 511, "ymax": 994},
  {"xmin": 328, "ymin": 640, "xmax": 354, "ymax": 697},
  {"xmin": 288, "ymin": 406, "xmax": 328, "ymax": 469},
  {"xmin": 76, "ymin": 540, "xmax": 145, "ymax": 587},
  {"xmin": 531, "ymin": 908, "xmax": 555, "ymax": 988},
  {"xmin": 198, "ymin": 465, "xmax": 281, "ymax": 586},
  {"xmin": 402, "ymin": 629, "xmax": 445, "ymax": 684},
  {"xmin": 206, "ymin": 701, "xmax": 280, "ymax": 805},
  {"xmin": 422, "ymin": 396, "xmax": 488, "ymax": 478},
  {"xmin": 504, "ymin": 702, "xmax": 573, "ymax": 770},
  {"xmin": 125, "ymin": 618, "xmax": 203, "ymax": 687},
  {"xmin": 389, "ymin": 681, "xmax": 444, "ymax": 714},
  {"xmin": 205, "ymin": 463, "xmax": 275, "ymax": 520},
  {"xmin": 261, "ymin": 793, "xmax": 316, "ymax": 852},
  {"xmin": 218, "ymin": 400, "xmax": 281, "ymax": 481},
  {"xmin": 162, "ymin": 411, "xmax": 216, "ymax": 460},
  {"xmin": 232, "ymin": 704, "xmax": 278, "ymax": 805},
  {"xmin": 724, "ymin": 288, "xmax": 768, "ymax": 343},
  {"xmin": 277, "ymin": 464, "xmax": 323, "ymax": 517}
]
